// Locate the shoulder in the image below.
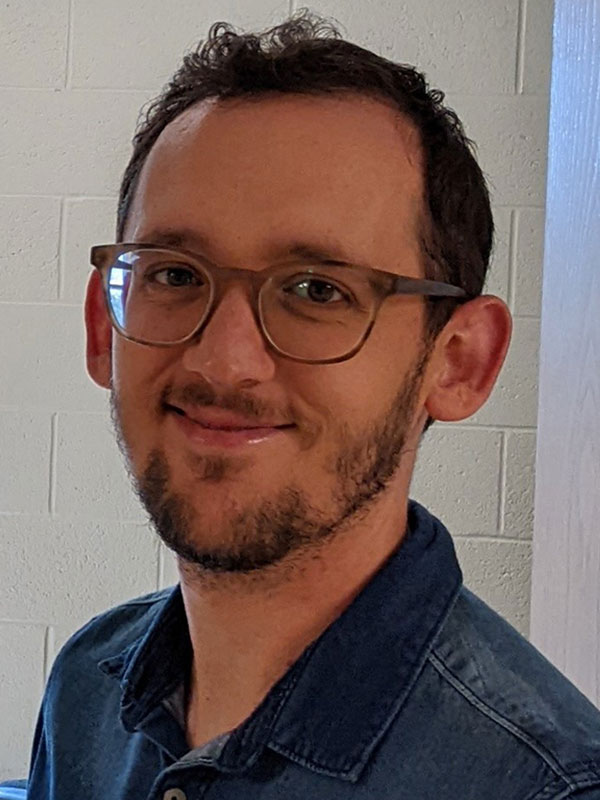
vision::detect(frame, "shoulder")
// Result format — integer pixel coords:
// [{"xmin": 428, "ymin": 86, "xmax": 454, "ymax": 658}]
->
[
  {"xmin": 27, "ymin": 588, "xmax": 177, "ymax": 797},
  {"xmin": 428, "ymin": 587, "xmax": 600, "ymax": 796},
  {"xmin": 48, "ymin": 586, "xmax": 174, "ymax": 685}
]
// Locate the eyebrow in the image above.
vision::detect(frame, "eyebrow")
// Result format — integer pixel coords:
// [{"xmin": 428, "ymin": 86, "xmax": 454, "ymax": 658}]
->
[{"xmin": 137, "ymin": 227, "xmax": 370, "ymax": 270}]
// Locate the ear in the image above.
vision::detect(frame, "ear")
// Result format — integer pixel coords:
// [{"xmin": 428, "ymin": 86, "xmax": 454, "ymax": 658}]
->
[
  {"xmin": 424, "ymin": 295, "xmax": 512, "ymax": 422},
  {"xmin": 84, "ymin": 269, "xmax": 112, "ymax": 389}
]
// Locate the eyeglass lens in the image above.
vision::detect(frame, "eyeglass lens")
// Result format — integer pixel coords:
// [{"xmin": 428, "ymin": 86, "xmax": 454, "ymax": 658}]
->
[{"xmin": 106, "ymin": 248, "xmax": 376, "ymax": 360}]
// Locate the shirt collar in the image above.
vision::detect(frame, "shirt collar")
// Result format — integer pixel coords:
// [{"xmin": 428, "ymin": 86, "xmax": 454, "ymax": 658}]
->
[{"xmin": 98, "ymin": 500, "xmax": 462, "ymax": 782}]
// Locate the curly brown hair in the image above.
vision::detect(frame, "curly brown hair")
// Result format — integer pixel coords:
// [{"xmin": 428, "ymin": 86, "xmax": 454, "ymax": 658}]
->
[{"xmin": 117, "ymin": 8, "xmax": 492, "ymax": 343}]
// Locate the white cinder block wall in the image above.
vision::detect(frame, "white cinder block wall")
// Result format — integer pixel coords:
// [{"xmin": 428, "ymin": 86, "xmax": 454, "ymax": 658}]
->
[{"xmin": 0, "ymin": 0, "xmax": 553, "ymax": 780}]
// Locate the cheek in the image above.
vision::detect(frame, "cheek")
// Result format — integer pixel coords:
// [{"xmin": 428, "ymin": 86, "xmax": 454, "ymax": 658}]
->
[
  {"xmin": 300, "ymin": 308, "xmax": 426, "ymax": 422},
  {"xmin": 112, "ymin": 343, "xmax": 170, "ymax": 433},
  {"xmin": 291, "ymin": 360, "xmax": 387, "ymax": 432}
]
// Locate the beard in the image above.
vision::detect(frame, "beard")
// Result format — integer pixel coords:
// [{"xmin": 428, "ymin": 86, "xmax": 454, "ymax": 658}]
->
[{"xmin": 110, "ymin": 344, "xmax": 430, "ymax": 577}]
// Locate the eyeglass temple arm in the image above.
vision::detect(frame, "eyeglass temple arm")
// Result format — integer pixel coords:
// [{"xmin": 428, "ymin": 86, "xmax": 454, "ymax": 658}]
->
[{"xmin": 392, "ymin": 276, "xmax": 468, "ymax": 298}]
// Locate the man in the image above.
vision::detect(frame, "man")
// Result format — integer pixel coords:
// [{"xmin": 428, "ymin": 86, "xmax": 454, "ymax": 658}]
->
[{"xmin": 23, "ymin": 10, "xmax": 600, "ymax": 800}]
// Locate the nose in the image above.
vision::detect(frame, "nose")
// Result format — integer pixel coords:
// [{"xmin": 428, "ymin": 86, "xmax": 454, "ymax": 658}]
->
[{"xmin": 180, "ymin": 285, "xmax": 277, "ymax": 388}]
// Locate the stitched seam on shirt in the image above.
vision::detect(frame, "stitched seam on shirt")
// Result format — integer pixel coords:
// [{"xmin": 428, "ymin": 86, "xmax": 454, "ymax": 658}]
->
[
  {"xmin": 228, "ymin": 642, "xmax": 320, "ymax": 761},
  {"xmin": 429, "ymin": 651, "xmax": 576, "ymax": 786},
  {"xmin": 266, "ymin": 577, "xmax": 465, "ymax": 781},
  {"xmin": 526, "ymin": 769, "xmax": 600, "ymax": 800},
  {"xmin": 267, "ymin": 741, "xmax": 357, "ymax": 780}
]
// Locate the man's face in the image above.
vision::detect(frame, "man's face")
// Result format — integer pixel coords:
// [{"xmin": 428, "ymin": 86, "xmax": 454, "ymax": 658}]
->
[{"xmin": 110, "ymin": 93, "xmax": 433, "ymax": 574}]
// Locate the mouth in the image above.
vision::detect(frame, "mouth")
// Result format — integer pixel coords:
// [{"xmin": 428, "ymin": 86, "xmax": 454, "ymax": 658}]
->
[{"xmin": 165, "ymin": 404, "xmax": 295, "ymax": 449}]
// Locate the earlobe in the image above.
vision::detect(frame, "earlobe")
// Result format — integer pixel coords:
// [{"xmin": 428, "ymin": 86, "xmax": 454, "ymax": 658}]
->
[
  {"xmin": 84, "ymin": 270, "xmax": 113, "ymax": 389},
  {"xmin": 424, "ymin": 295, "xmax": 512, "ymax": 423}
]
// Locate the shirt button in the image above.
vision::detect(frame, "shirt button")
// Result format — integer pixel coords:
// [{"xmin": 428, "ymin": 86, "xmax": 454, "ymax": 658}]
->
[{"xmin": 163, "ymin": 790, "xmax": 187, "ymax": 800}]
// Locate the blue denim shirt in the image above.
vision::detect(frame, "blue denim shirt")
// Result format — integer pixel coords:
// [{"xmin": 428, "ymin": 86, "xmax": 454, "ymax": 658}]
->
[{"xmin": 26, "ymin": 501, "xmax": 600, "ymax": 799}]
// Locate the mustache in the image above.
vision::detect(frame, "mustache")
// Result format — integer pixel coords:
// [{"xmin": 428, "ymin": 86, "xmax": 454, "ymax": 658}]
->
[{"xmin": 161, "ymin": 383, "xmax": 291, "ymax": 424}]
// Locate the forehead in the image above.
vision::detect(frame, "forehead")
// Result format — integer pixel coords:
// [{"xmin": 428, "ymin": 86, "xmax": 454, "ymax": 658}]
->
[{"xmin": 126, "ymin": 93, "xmax": 425, "ymax": 269}]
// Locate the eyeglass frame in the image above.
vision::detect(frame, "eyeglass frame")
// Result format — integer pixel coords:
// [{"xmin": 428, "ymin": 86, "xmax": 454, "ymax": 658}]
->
[{"xmin": 90, "ymin": 242, "xmax": 471, "ymax": 365}]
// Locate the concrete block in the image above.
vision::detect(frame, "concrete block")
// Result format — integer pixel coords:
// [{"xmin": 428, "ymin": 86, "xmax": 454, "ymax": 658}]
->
[
  {"xmin": 469, "ymin": 316, "xmax": 540, "ymax": 427},
  {"xmin": 447, "ymin": 95, "xmax": 550, "ymax": 207},
  {"xmin": 70, "ymin": 0, "xmax": 290, "ymax": 89},
  {"xmin": 412, "ymin": 427, "xmax": 502, "ymax": 536},
  {"xmin": 62, "ymin": 198, "xmax": 117, "ymax": 304},
  {"xmin": 0, "ymin": 622, "xmax": 46, "ymax": 780},
  {"xmin": 521, "ymin": 0, "xmax": 554, "ymax": 95},
  {"xmin": 504, "ymin": 430, "xmax": 536, "ymax": 539},
  {"xmin": 0, "ymin": 516, "xmax": 159, "ymax": 629},
  {"xmin": 0, "ymin": 196, "xmax": 61, "ymax": 301},
  {"xmin": 0, "ymin": 88, "xmax": 152, "ymax": 196},
  {"xmin": 486, "ymin": 206, "xmax": 511, "ymax": 301},
  {"xmin": 55, "ymin": 412, "xmax": 147, "ymax": 522},
  {"xmin": 0, "ymin": 0, "xmax": 68, "ymax": 89},
  {"xmin": 0, "ymin": 411, "xmax": 51, "ymax": 513},
  {"xmin": 454, "ymin": 537, "xmax": 532, "ymax": 636},
  {"xmin": 0, "ymin": 304, "xmax": 107, "ymax": 412},
  {"xmin": 514, "ymin": 207, "xmax": 545, "ymax": 316},
  {"xmin": 310, "ymin": 0, "xmax": 519, "ymax": 94}
]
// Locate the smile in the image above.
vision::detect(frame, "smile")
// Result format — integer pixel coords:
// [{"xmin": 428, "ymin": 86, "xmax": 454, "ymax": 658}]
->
[{"xmin": 167, "ymin": 405, "xmax": 295, "ymax": 449}]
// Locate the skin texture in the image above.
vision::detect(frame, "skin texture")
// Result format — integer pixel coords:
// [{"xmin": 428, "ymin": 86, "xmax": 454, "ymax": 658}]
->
[{"xmin": 85, "ymin": 92, "xmax": 512, "ymax": 747}]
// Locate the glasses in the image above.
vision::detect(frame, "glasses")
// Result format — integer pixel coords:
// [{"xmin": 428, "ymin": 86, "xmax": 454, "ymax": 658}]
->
[{"xmin": 90, "ymin": 242, "xmax": 469, "ymax": 365}]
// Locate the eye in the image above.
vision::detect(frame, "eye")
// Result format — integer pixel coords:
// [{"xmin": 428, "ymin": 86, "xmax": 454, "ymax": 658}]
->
[
  {"xmin": 149, "ymin": 265, "xmax": 205, "ymax": 287},
  {"xmin": 285, "ymin": 277, "xmax": 350, "ymax": 305}
]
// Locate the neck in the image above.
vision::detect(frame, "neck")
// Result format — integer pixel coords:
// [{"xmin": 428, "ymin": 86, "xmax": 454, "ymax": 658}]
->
[{"xmin": 179, "ymin": 477, "xmax": 412, "ymax": 749}]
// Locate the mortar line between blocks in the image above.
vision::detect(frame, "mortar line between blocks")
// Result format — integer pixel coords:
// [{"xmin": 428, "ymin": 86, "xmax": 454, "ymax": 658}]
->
[
  {"xmin": 498, "ymin": 431, "xmax": 508, "ymax": 535},
  {"xmin": 289, "ymin": 0, "xmax": 295, "ymax": 14},
  {"xmin": 453, "ymin": 534, "xmax": 530, "ymax": 545},
  {"xmin": 0, "ymin": 301, "xmax": 81, "ymax": 308},
  {"xmin": 64, "ymin": 0, "xmax": 74, "ymax": 89},
  {"xmin": 437, "ymin": 422, "xmax": 536, "ymax": 432},
  {"xmin": 57, "ymin": 197, "xmax": 66, "ymax": 300},
  {"xmin": 44, "ymin": 626, "xmax": 55, "ymax": 683},
  {"xmin": 49, "ymin": 413, "xmax": 58, "ymax": 516},
  {"xmin": 508, "ymin": 208, "xmax": 519, "ymax": 311},
  {"xmin": 515, "ymin": 0, "xmax": 527, "ymax": 94},
  {"xmin": 0, "ymin": 193, "xmax": 64, "ymax": 200}
]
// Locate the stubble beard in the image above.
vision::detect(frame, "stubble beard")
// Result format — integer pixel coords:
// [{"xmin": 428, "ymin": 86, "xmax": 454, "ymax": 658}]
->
[{"xmin": 110, "ymin": 346, "xmax": 430, "ymax": 578}]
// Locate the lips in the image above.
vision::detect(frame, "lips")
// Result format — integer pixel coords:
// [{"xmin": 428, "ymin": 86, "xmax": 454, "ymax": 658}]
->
[
  {"xmin": 167, "ymin": 403, "xmax": 294, "ymax": 450},
  {"xmin": 167, "ymin": 404, "xmax": 292, "ymax": 431}
]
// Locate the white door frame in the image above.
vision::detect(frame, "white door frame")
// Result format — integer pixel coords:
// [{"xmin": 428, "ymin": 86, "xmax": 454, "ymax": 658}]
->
[{"xmin": 530, "ymin": 0, "xmax": 600, "ymax": 706}]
